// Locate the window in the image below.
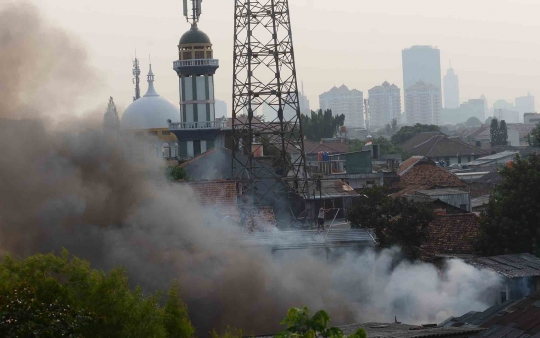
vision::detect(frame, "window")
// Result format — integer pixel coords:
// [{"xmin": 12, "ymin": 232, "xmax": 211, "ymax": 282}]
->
[
  {"xmin": 183, "ymin": 51, "xmax": 192, "ymax": 60},
  {"xmin": 179, "ymin": 141, "xmax": 188, "ymax": 158},
  {"xmin": 206, "ymin": 51, "xmax": 213, "ymax": 59},
  {"xmin": 460, "ymin": 204, "xmax": 467, "ymax": 210},
  {"xmin": 206, "ymin": 139, "xmax": 215, "ymax": 150},
  {"xmin": 162, "ymin": 131, "xmax": 170, "ymax": 135},
  {"xmin": 194, "ymin": 51, "xmax": 205, "ymax": 59},
  {"xmin": 163, "ymin": 143, "xmax": 171, "ymax": 158},
  {"xmin": 149, "ymin": 131, "xmax": 158, "ymax": 136}
]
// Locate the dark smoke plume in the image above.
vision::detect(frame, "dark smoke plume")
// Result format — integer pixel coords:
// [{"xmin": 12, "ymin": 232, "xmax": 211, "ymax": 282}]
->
[{"xmin": 0, "ymin": 2, "xmax": 501, "ymax": 336}]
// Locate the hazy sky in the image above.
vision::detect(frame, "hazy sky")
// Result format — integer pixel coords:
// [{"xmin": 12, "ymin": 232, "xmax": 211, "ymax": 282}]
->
[{"xmin": 28, "ymin": 0, "xmax": 540, "ymax": 115}]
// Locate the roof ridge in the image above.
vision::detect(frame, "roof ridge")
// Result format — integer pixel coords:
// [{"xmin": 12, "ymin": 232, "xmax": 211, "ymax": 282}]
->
[
  {"xmin": 178, "ymin": 147, "xmax": 219, "ymax": 168},
  {"xmin": 445, "ymin": 136, "xmax": 487, "ymax": 154}
]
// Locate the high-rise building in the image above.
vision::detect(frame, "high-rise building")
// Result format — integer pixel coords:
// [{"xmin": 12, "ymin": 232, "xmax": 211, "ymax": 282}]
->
[
  {"xmin": 402, "ymin": 46, "xmax": 442, "ymax": 122},
  {"xmin": 319, "ymin": 85, "xmax": 364, "ymax": 128},
  {"xmin": 215, "ymin": 99, "xmax": 227, "ymax": 118},
  {"xmin": 368, "ymin": 81, "xmax": 401, "ymax": 129},
  {"xmin": 405, "ymin": 80, "xmax": 441, "ymax": 126},
  {"xmin": 515, "ymin": 93, "xmax": 535, "ymax": 115},
  {"xmin": 443, "ymin": 66, "xmax": 459, "ymax": 109},
  {"xmin": 493, "ymin": 100, "xmax": 520, "ymax": 123}
]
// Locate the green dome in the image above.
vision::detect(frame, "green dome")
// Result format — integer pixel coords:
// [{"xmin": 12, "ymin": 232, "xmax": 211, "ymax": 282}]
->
[{"xmin": 179, "ymin": 25, "xmax": 211, "ymax": 45}]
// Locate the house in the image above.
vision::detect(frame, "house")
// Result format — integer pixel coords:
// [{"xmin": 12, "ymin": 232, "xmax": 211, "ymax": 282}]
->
[
  {"xmin": 185, "ymin": 180, "xmax": 241, "ymax": 224},
  {"xmin": 400, "ymin": 132, "xmax": 488, "ymax": 166},
  {"xmin": 410, "ymin": 188, "xmax": 471, "ymax": 212},
  {"xmin": 465, "ymin": 253, "xmax": 540, "ymax": 303},
  {"xmin": 441, "ymin": 290, "xmax": 540, "ymax": 338},
  {"xmin": 471, "ymin": 195, "xmax": 490, "ymax": 214},
  {"xmin": 392, "ymin": 157, "xmax": 467, "ymax": 197},
  {"xmin": 420, "ymin": 213, "xmax": 481, "ymax": 261},
  {"xmin": 468, "ymin": 171, "xmax": 502, "ymax": 198},
  {"xmin": 460, "ymin": 123, "xmax": 536, "ymax": 148}
]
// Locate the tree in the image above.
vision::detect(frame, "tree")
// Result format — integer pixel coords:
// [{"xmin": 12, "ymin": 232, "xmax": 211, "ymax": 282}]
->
[
  {"xmin": 391, "ymin": 118, "xmax": 398, "ymax": 134},
  {"xmin": 385, "ymin": 123, "xmax": 392, "ymax": 134},
  {"xmin": 527, "ymin": 124, "xmax": 540, "ymax": 147},
  {"xmin": 489, "ymin": 118, "xmax": 501, "ymax": 146},
  {"xmin": 166, "ymin": 166, "xmax": 188, "ymax": 181},
  {"xmin": 0, "ymin": 250, "xmax": 195, "ymax": 338},
  {"xmin": 485, "ymin": 116, "xmax": 493, "ymax": 125},
  {"xmin": 499, "ymin": 120, "xmax": 508, "ymax": 145},
  {"xmin": 390, "ymin": 124, "xmax": 440, "ymax": 145},
  {"xmin": 465, "ymin": 116, "xmax": 482, "ymax": 128},
  {"xmin": 301, "ymin": 110, "xmax": 345, "ymax": 142},
  {"xmin": 347, "ymin": 186, "xmax": 435, "ymax": 259},
  {"xmin": 476, "ymin": 154, "xmax": 540, "ymax": 256},
  {"xmin": 276, "ymin": 307, "xmax": 366, "ymax": 338}
]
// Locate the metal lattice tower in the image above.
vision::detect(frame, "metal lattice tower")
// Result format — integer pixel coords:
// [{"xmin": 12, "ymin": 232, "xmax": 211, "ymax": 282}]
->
[
  {"xmin": 132, "ymin": 57, "xmax": 141, "ymax": 101},
  {"xmin": 232, "ymin": 0, "xmax": 308, "ymax": 204}
]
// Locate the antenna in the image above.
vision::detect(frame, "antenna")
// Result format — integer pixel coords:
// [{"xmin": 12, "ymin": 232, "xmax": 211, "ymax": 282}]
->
[
  {"xmin": 132, "ymin": 53, "xmax": 141, "ymax": 102},
  {"xmin": 183, "ymin": 0, "xmax": 203, "ymax": 25}
]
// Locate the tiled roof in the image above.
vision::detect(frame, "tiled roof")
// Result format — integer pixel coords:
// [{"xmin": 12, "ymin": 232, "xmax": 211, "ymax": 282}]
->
[
  {"xmin": 243, "ymin": 206, "xmax": 277, "ymax": 233},
  {"xmin": 397, "ymin": 156, "xmax": 427, "ymax": 176},
  {"xmin": 401, "ymin": 132, "xmax": 488, "ymax": 157},
  {"xmin": 392, "ymin": 162, "xmax": 467, "ymax": 197},
  {"xmin": 421, "ymin": 214, "xmax": 481, "ymax": 258},
  {"xmin": 465, "ymin": 253, "xmax": 540, "ymax": 278},
  {"xmin": 185, "ymin": 180, "xmax": 240, "ymax": 221},
  {"xmin": 338, "ymin": 323, "xmax": 483, "ymax": 338}
]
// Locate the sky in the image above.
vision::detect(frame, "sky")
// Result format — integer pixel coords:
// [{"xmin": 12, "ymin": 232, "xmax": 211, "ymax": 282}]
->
[{"xmin": 26, "ymin": 0, "xmax": 540, "ymax": 116}]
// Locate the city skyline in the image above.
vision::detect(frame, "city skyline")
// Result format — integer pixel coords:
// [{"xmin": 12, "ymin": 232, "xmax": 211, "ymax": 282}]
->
[{"xmin": 29, "ymin": 0, "xmax": 540, "ymax": 116}]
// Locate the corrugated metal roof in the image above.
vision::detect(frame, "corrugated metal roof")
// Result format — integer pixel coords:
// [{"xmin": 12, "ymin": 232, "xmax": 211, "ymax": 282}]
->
[
  {"xmin": 466, "ymin": 253, "xmax": 540, "ymax": 278},
  {"xmin": 229, "ymin": 228, "xmax": 375, "ymax": 250}
]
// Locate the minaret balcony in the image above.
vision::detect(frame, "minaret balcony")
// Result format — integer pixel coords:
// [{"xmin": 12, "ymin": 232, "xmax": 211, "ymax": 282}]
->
[
  {"xmin": 173, "ymin": 59, "xmax": 219, "ymax": 75},
  {"xmin": 168, "ymin": 120, "xmax": 227, "ymax": 130}
]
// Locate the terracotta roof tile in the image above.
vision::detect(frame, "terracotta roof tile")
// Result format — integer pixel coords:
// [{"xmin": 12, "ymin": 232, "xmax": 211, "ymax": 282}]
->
[
  {"xmin": 185, "ymin": 180, "xmax": 240, "ymax": 221},
  {"xmin": 302, "ymin": 139, "xmax": 350, "ymax": 155},
  {"xmin": 421, "ymin": 213, "xmax": 481, "ymax": 257},
  {"xmin": 397, "ymin": 156, "xmax": 425, "ymax": 176},
  {"xmin": 392, "ymin": 162, "xmax": 467, "ymax": 197},
  {"xmin": 401, "ymin": 132, "xmax": 488, "ymax": 157}
]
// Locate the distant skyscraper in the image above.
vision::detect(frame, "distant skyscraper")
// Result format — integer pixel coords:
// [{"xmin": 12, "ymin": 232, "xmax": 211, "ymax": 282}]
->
[
  {"xmin": 515, "ymin": 93, "xmax": 535, "ymax": 115},
  {"xmin": 402, "ymin": 46, "xmax": 442, "ymax": 121},
  {"xmin": 405, "ymin": 80, "xmax": 441, "ymax": 125},
  {"xmin": 443, "ymin": 65, "xmax": 460, "ymax": 109},
  {"xmin": 493, "ymin": 99, "xmax": 520, "ymax": 123},
  {"xmin": 368, "ymin": 81, "xmax": 401, "ymax": 128},
  {"xmin": 298, "ymin": 89, "xmax": 311, "ymax": 115},
  {"xmin": 215, "ymin": 99, "xmax": 227, "ymax": 118},
  {"xmin": 319, "ymin": 85, "xmax": 364, "ymax": 128}
]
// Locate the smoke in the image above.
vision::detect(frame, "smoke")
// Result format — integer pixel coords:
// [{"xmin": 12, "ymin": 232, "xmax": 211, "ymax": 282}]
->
[{"xmin": 0, "ymin": 1, "xmax": 502, "ymax": 336}]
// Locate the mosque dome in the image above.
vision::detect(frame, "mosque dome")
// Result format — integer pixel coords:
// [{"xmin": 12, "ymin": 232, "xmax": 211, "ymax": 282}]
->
[
  {"xmin": 179, "ymin": 24, "xmax": 211, "ymax": 45},
  {"xmin": 121, "ymin": 65, "xmax": 179, "ymax": 130}
]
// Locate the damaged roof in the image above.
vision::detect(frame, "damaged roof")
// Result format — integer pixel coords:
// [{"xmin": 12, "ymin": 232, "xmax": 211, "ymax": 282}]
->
[
  {"xmin": 465, "ymin": 253, "xmax": 540, "ymax": 278},
  {"xmin": 340, "ymin": 322, "xmax": 483, "ymax": 338},
  {"xmin": 185, "ymin": 180, "xmax": 240, "ymax": 221}
]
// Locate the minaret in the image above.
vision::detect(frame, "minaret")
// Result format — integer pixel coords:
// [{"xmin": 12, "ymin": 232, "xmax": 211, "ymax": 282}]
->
[{"xmin": 173, "ymin": 0, "xmax": 219, "ymax": 127}]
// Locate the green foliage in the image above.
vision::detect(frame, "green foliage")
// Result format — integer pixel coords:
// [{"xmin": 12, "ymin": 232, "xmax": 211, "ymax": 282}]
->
[
  {"xmin": 301, "ymin": 110, "xmax": 345, "ymax": 142},
  {"xmin": 528, "ymin": 124, "xmax": 540, "ymax": 147},
  {"xmin": 166, "ymin": 166, "xmax": 188, "ymax": 181},
  {"xmin": 391, "ymin": 118, "xmax": 398, "ymax": 134},
  {"xmin": 0, "ymin": 250, "xmax": 194, "ymax": 338},
  {"xmin": 276, "ymin": 306, "xmax": 366, "ymax": 338},
  {"xmin": 465, "ymin": 116, "xmax": 482, "ymax": 127},
  {"xmin": 349, "ymin": 139, "xmax": 364, "ymax": 152},
  {"xmin": 477, "ymin": 154, "xmax": 540, "ymax": 256},
  {"xmin": 485, "ymin": 116, "xmax": 493, "ymax": 125},
  {"xmin": 390, "ymin": 124, "xmax": 440, "ymax": 145},
  {"xmin": 211, "ymin": 327, "xmax": 243, "ymax": 338},
  {"xmin": 490, "ymin": 118, "xmax": 508, "ymax": 146},
  {"xmin": 347, "ymin": 186, "xmax": 435, "ymax": 259}
]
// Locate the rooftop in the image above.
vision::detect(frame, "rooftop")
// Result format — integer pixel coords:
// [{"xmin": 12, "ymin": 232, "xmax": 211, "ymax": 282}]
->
[
  {"xmin": 340, "ymin": 322, "xmax": 482, "ymax": 338},
  {"xmin": 401, "ymin": 132, "xmax": 488, "ymax": 158},
  {"xmin": 415, "ymin": 188, "xmax": 469, "ymax": 196},
  {"xmin": 230, "ymin": 228, "xmax": 376, "ymax": 250},
  {"xmin": 421, "ymin": 213, "xmax": 481, "ymax": 258},
  {"xmin": 302, "ymin": 139, "xmax": 350, "ymax": 155},
  {"xmin": 441, "ymin": 291, "xmax": 540, "ymax": 338},
  {"xmin": 185, "ymin": 180, "xmax": 240, "ymax": 221},
  {"xmin": 464, "ymin": 151, "xmax": 518, "ymax": 167},
  {"xmin": 299, "ymin": 179, "xmax": 359, "ymax": 200},
  {"xmin": 465, "ymin": 253, "xmax": 540, "ymax": 278}
]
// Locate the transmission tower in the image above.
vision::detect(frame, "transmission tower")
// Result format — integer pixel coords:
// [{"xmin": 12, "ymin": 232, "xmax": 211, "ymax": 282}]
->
[{"xmin": 232, "ymin": 0, "xmax": 308, "ymax": 205}]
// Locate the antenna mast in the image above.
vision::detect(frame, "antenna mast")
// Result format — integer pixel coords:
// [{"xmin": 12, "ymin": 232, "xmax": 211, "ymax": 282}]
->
[
  {"xmin": 183, "ymin": 0, "xmax": 202, "ymax": 25},
  {"xmin": 132, "ymin": 56, "xmax": 141, "ymax": 101}
]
